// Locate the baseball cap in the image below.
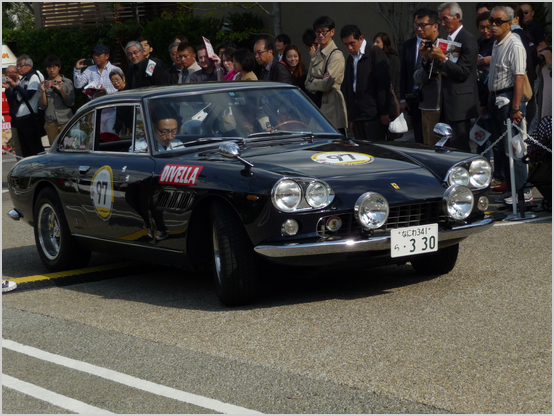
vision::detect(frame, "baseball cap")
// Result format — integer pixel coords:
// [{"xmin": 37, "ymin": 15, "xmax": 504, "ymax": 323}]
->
[{"xmin": 92, "ymin": 45, "xmax": 110, "ymax": 55}]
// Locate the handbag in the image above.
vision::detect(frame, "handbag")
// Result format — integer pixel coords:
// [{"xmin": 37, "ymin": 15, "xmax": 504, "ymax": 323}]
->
[
  {"xmin": 469, "ymin": 116, "xmax": 491, "ymax": 146},
  {"xmin": 523, "ymin": 73, "xmax": 533, "ymax": 102}
]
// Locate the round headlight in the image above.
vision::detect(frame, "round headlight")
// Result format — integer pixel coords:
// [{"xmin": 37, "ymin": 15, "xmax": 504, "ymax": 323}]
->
[
  {"xmin": 469, "ymin": 158, "xmax": 492, "ymax": 189},
  {"xmin": 354, "ymin": 192, "xmax": 389, "ymax": 230},
  {"xmin": 443, "ymin": 185, "xmax": 474, "ymax": 220},
  {"xmin": 306, "ymin": 181, "xmax": 331, "ymax": 209},
  {"xmin": 448, "ymin": 166, "xmax": 470, "ymax": 187},
  {"xmin": 272, "ymin": 179, "xmax": 302, "ymax": 212}
]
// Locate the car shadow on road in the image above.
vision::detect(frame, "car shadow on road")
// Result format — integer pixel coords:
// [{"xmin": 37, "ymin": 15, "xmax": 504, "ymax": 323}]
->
[{"xmin": 43, "ymin": 260, "xmax": 441, "ymax": 312}]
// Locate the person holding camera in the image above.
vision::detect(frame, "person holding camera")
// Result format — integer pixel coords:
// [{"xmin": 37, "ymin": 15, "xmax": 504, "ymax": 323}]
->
[
  {"xmin": 39, "ymin": 56, "xmax": 75, "ymax": 145},
  {"xmin": 74, "ymin": 45, "xmax": 120, "ymax": 98},
  {"xmin": 413, "ymin": 9, "xmax": 442, "ymax": 146}
]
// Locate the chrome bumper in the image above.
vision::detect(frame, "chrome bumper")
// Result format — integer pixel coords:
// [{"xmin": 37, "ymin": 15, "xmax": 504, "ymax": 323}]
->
[{"xmin": 254, "ymin": 218, "xmax": 494, "ymax": 258}]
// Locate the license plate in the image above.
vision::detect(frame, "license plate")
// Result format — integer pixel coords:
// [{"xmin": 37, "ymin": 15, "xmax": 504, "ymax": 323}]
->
[{"xmin": 391, "ymin": 224, "xmax": 438, "ymax": 258}]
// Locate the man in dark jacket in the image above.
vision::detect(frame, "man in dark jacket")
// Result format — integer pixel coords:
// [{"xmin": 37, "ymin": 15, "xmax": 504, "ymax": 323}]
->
[
  {"xmin": 399, "ymin": 8, "xmax": 426, "ymax": 144},
  {"xmin": 253, "ymin": 38, "xmax": 293, "ymax": 84},
  {"xmin": 340, "ymin": 24, "xmax": 390, "ymax": 141},
  {"xmin": 430, "ymin": 2, "xmax": 479, "ymax": 152},
  {"xmin": 125, "ymin": 41, "xmax": 168, "ymax": 90}
]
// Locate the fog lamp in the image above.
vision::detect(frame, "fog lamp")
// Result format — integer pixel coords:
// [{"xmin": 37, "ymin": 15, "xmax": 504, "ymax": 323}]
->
[{"xmin": 282, "ymin": 219, "xmax": 299, "ymax": 236}]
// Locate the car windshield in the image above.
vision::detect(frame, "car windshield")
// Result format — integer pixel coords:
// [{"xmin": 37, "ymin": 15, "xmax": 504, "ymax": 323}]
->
[{"xmin": 144, "ymin": 87, "xmax": 338, "ymax": 154}]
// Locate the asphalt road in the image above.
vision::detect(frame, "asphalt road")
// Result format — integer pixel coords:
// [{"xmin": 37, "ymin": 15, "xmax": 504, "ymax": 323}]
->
[{"xmin": 2, "ymin": 153, "xmax": 552, "ymax": 414}]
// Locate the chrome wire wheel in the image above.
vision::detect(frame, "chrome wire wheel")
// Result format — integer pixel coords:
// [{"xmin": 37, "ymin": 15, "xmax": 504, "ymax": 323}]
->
[{"xmin": 37, "ymin": 203, "xmax": 61, "ymax": 261}]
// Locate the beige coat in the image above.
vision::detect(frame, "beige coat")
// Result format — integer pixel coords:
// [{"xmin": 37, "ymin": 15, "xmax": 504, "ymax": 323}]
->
[{"xmin": 305, "ymin": 40, "xmax": 348, "ymax": 129}]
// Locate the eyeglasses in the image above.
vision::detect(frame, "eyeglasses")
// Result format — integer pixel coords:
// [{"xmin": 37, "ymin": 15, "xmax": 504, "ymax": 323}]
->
[
  {"xmin": 253, "ymin": 50, "xmax": 268, "ymax": 56},
  {"xmin": 523, "ymin": 11, "xmax": 530, "ymax": 15},
  {"xmin": 157, "ymin": 128, "xmax": 178, "ymax": 136},
  {"xmin": 315, "ymin": 29, "xmax": 331, "ymax": 37},
  {"xmin": 127, "ymin": 50, "xmax": 143, "ymax": 57},
  {"xmin": 315, "ymin": 29, "xmax": 333, "ymax": 36},
  {"xmin": 488, "ymin": 17, "xmax": 511, "ymax": 26},
  {"xmin": 440, "ymin": 15, "xmax": 455, "ymax": 23},
  {"xmin": 415, "ymin": 23, "xmax": 434, "ymax": 29},
  {"xmin": 16, "ymin": 64, "xmax": 27, "ymax": 68}
]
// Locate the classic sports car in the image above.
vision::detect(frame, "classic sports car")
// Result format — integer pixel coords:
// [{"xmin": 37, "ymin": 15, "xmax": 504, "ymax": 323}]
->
[{"xmin": 8, "ymin": 82, "xmax": 494, "ymax": 306}]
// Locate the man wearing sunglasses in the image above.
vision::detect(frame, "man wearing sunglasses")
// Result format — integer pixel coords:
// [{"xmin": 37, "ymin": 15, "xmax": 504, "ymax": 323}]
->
[
  {"xmin": 427, "ymin": 2, "xmax": 479, "ymax": 152},
  {"xmin": 487, "ymin": 6, "xmax": 532, "ymax": 205},
  {"xmin": 520, "ymin": 3, "xmax": 547, "ymax": 51}
]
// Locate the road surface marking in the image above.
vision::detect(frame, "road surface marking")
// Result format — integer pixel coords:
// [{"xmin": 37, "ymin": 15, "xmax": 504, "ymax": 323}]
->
[
  {"xmin": 2, "ymin": 374, "xmax": 113, "ymax": 414},
  {"xmin": 3, "ymin": 339, "xmax": 262, "ymax": 414},
  {"xmin": 8, "ymin": 262, "xmax": 139, "ymax": 284}
]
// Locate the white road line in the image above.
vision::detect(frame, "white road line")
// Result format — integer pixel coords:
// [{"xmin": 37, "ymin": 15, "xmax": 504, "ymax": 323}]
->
[
  {"xmin": 2, "ymin": 374, "xmax": 113, "ymax": 414},
  {"xmin": 3, "ymin": 339, "xmax": 262, "ymax": 414},
  {"xmin": 2, "ymin": 189, "xmax": 9, "ymax": 194},
  {"xmin": 494, "ymin": 216, "xmax": 552, "ymax": 226}
]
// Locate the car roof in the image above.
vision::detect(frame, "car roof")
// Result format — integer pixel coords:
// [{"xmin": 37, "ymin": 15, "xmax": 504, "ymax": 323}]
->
[{"xmin": 79, "ymin": 81, "xmax": 297, "ymax": 112}]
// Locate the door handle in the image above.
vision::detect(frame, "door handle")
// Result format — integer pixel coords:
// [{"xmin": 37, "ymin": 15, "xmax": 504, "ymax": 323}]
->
[{"xmin": 79, "ymin": 166, "xmax": 91, "ymax": 174}]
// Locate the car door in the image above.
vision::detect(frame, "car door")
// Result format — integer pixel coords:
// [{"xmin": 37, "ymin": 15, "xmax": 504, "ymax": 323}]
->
[{"xmin": 76, "ymin": 104, "xmax": 156, "ymax": 243}]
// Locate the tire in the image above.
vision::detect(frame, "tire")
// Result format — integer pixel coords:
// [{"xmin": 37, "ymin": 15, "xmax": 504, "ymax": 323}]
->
[
  {"xmin": 210, "ymin": 201, "xmax": 258, "ymax": 306},
  {"xmin": 33, "ymin": 187, "xmax": 91, "ymax": 272},
  {"xmin": 410, "ymin": 243, "xmax": 459, "ymax": 275}
]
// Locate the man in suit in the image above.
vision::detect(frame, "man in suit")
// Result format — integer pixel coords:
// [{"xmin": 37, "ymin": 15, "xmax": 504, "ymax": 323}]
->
[
  {"xmin": 399, "ymin": 8, "xmax": 426, "ymax": 144},
  {"xmin": 429, "ymin": 2, "xmax": 479, "ymax": 152},
  {"xmin": 253, "ymin": 38, "xmax": 293, "ymax": 84},
  {"xmin": 340, "ymin": 24, "xmax": 390, "ymax": 141}
]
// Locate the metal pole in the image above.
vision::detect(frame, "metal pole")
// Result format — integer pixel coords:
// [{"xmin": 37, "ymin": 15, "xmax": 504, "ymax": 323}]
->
[{"xmin": 507, "ymin": 118, "xmax": 518, "ymax": 217}]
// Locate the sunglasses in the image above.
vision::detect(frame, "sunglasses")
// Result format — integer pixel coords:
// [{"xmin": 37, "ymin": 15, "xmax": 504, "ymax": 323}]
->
[{"xmin": 488, "ymin": 17, "xmax": 511, "ymax": 26}]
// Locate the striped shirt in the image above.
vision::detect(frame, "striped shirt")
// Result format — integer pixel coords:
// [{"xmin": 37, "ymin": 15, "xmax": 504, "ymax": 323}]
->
[
  {"xmin": 488, "ymin": 32, "xmax": 526, "ymax": 92},
  {"xmin": 73, "ymin": 61, "xmax": 121, "ymax": 96}
]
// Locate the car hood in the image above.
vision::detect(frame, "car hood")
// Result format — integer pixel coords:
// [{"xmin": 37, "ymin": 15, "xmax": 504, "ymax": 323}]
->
[{"xmin": 234, "ymin": 140, "xmax": 451, "ymax": 205}]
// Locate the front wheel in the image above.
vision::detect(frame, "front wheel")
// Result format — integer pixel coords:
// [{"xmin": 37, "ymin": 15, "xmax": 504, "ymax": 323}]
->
[
  {"xmin": 33, "ymin": 187, "xmax": 91, "ymax": 272},
  {"xmin": 410, "ymin": 243, "xmax": 459, "ymax": 275},
  {"xmin": 210, "ymin": 201, "xmax": 258, "ymax": 306}
]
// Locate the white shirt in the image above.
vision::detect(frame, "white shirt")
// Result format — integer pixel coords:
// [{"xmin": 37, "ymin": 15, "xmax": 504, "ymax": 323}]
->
[
  {"xmin": 447, "ymin": 24, "xmax": 464, "ymax": 42},
  {"xmin": 488, "ymin": 32, "xmax": 526, "ymax": 92},
  {"xmin": 353, "ymin": 38, "xmax": 367, "ymax": 93},
  {"xmin": 73, "ymin": 61, "xmax": 120, "ymax": 95}
]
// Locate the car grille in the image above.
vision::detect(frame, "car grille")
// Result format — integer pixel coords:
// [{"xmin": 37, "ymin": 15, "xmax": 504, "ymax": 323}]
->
[
  {"xmin": 157, "ymin": 189, "xmax": 193, "ymax": 211},
  {"xmin": 317, "ymin": 201, "xmax": 447, "ymax": 238}
]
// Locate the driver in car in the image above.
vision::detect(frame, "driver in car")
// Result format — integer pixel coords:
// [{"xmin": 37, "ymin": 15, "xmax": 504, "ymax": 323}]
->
[{"xmin": 131, "ymin": 106, "xmax": 182, "ymax": 152}]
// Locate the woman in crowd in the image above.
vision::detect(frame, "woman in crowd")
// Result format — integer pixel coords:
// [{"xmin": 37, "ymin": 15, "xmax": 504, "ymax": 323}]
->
[
  {"xmin": 373, "ymin": 32, "xmax": 400, "ymax": 103},
  {"xmin": 373, "ymin": 32, "xmax": 401, "ymax": 140},
  {"xmin": 221, "ymin": 47, "xmax": 237, "ymax": 80},
  {"xmin": 275, "ymin": 33, "xmax": 291, "ymax": 62},
  {"xmin": 283, "ymin": 45, "xmax": 308, "ymax": 94},
  {"xmin": 109, "ymin": 68, "xmax": 128, "ymax": 92},
  {"xmin": 232, "ymin": 48, "xmax": 258, "ymax": 81}
]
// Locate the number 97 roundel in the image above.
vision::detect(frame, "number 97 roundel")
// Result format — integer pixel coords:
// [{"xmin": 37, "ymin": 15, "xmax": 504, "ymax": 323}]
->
[{"xmin": 90, "ymin": 165, "xmax": 114, "ymax": 220}]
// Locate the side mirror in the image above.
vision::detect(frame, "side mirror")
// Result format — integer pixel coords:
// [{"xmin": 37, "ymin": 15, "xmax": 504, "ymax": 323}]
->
[
  {"xmin": 434, "ymin": 123, "xmax": 453, "ymax": 150},
  {"xmin": 218, "ymin": 142, "xmax": 254, "ymax": 176}
]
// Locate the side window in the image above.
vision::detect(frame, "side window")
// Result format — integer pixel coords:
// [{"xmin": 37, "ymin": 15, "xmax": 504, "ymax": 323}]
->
[
  {"xmin": 59, "ymin": 111, "xmax": 94, "ymax": 152},
  {"xmin": 131, "ymin": 108, "xmax": 148, "ymax": 153}
]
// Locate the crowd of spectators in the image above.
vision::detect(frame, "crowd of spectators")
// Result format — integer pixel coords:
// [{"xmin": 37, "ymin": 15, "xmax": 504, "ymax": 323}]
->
[{"xmin": 2, "ymin": 2, "xmax": 551, "ymax": 205}]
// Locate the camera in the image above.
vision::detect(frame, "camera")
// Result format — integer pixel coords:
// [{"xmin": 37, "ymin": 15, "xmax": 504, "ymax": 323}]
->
[
  {"xmin": 83, "ymin": 59, "xmax": 94, "ymax": 67},
  {"xmin": 423, "ymin": 40, "xmax": 434, "ymax": 49},
  {"xmin": 537, "ymin": 45, "xmax": 552, "ymax": 66},
  {"xmin": 46, "ymin": 80, "xmax": 58, "ymax": 88},
  {"xmin": 2, "ymin": 76, "xmax": 6, "ymax": 83}
]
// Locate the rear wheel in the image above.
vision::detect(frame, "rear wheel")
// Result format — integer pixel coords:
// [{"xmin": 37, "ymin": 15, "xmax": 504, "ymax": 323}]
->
[
  {"xmin": 410, "ymin": 243, "xmax": 459, "ymax": 275},
  {"xmin": 210, "ymin": 201, "xmax": 258, "ymax": 306},
  {"xmin": 34, "ymin": 188, "xmax": 91, "ymax": 272}
]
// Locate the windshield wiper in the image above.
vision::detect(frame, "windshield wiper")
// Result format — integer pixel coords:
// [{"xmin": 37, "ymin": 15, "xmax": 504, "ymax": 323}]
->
[
  {"xmin": 170, "ymin": 137, "xmax": 239, "ymax": 149},
  {"xmin": 247, "ymin": 130, "xmax": 313, "ymax": 138}
]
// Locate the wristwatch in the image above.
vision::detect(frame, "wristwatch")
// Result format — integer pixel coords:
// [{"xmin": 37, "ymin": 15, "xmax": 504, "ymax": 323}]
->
[
  {"xmin": 510, "ymin": 107, "xmax": 521, "ymax": 114},
  {"xmin": 216, "ymin": 67, "xmax": 224, "ymax": 72}
]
